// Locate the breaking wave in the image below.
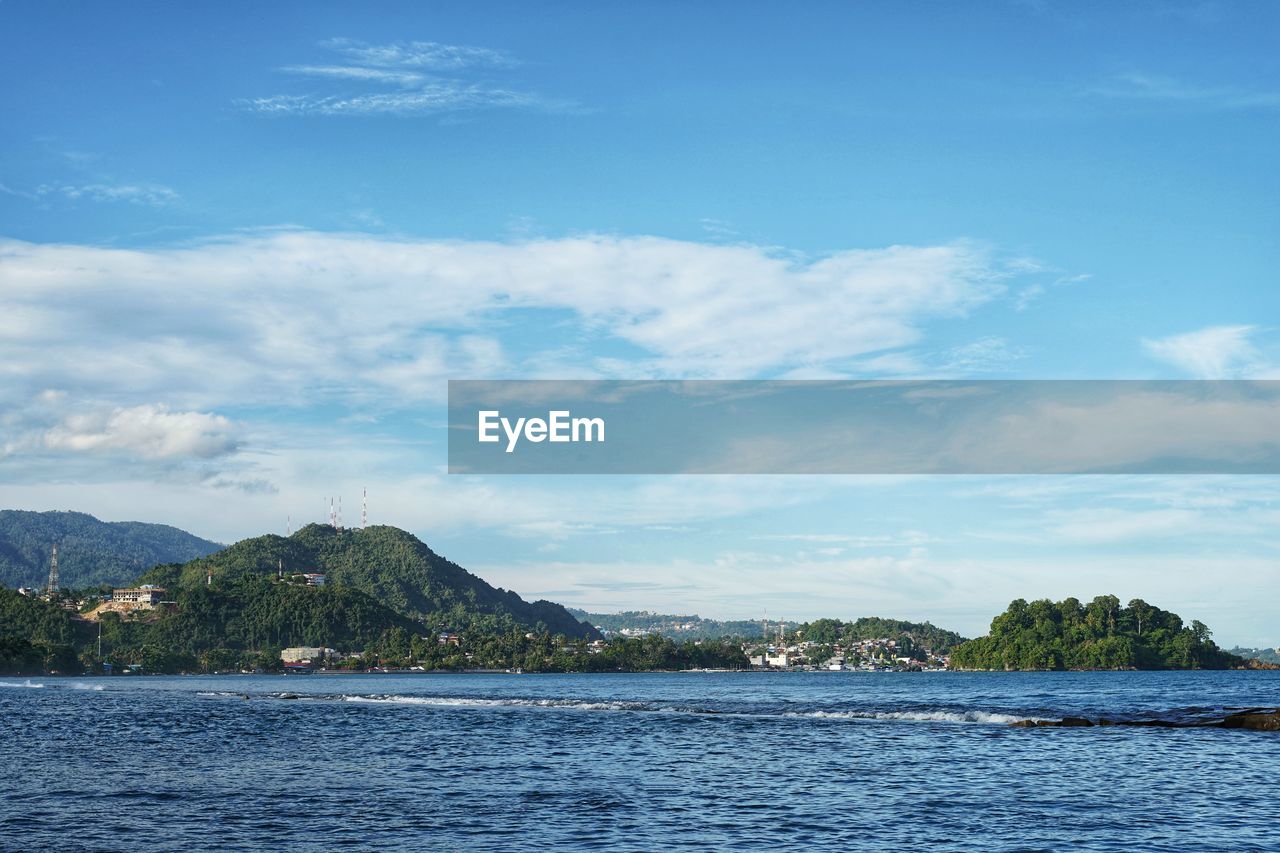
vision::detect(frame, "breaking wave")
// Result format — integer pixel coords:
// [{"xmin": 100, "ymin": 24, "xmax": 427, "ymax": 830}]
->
[
  {"xmin": 342, "ymin": 695, "xmax": 650, "ymax": 712},
  {"xmin": 795, "ymin": 709, "xmax": 1036, "ymax": 724},
  {"xmin": 196, "ymin": 689, "xmax": 1038, "ymax": 724},
  {"xmin": 0, "ymin": 679, "xmax": 45, "ymax": 689}
]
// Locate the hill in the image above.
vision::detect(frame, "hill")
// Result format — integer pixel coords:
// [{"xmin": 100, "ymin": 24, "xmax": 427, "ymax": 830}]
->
[
  {"xmin": 143, "ymin": 523, "xmax": 598, "ymax": 640},
  {"xmin": 568, "ymin": 609, "xmax": 772, "ymax": 639},
  {"xmin": 796, "ymin": 617, "xmax": 967, "ymax": 654},
  {"xmin": 951, "ymin": 595, "xmax": 1244, "ymax": 670},
  {"xmin": 0, "ymin": 577, "xmax": 422, "ymax": 675},
  {"xmin": 0, "ymin": 510, "xmax": 223, "ymax": 590}
]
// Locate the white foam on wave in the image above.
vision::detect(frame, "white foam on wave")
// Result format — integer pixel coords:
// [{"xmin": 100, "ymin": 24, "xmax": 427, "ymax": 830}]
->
[
  {"xmin": 341, "ymin": 694, "xmax": 642, "ymax": 712},
  {"xmin": 71, "ymin": 682, "xmax": 105, "ymax": 691},
  {"xmin": 0, "ymin": 679, "xmax": 45, "ymax": 689},
  {"xmin": 798, "ymin": 709, "xmax": 1036, "ymax": 725}
]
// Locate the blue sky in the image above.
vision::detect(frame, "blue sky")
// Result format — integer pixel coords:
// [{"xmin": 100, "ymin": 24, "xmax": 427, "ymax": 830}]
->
[{"xmin": 1, "ymin": 1, "xmax": 1278, "ymax": 643}]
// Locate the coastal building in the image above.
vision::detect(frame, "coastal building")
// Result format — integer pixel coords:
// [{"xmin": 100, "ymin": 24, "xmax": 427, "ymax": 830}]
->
[
  {"xmin": 281, "ymin": 647, "xmax": 335, "ymax": 663},
  {"xmin": 109, "ymin": 586, "xmax": 167, "ymax": 606}
]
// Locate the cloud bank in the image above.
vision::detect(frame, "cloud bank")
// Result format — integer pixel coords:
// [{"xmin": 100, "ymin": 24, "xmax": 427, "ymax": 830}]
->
[{"xmin": 0, "ymin": 231, "xmax": 1011, "ymax": 415}]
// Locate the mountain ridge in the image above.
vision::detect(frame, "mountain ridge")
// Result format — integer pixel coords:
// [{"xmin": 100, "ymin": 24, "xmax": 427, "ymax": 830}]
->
[{"xmin": 0, "ymin": 510, "xmax": 224, "ymax": 589}]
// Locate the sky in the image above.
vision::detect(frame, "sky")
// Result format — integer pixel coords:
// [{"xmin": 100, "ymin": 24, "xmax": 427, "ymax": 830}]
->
[{"xmin": 1, "ymin": 0, "xmax": 1278, "ymax": 644}]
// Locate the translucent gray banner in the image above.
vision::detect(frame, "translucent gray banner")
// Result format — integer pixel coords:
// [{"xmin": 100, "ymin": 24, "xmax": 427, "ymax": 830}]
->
[{"xmin": 447, "ymin": 380, "xmax": 1280, "ymax": 474}]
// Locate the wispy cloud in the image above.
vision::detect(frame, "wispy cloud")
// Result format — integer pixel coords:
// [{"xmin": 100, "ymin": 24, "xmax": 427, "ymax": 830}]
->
[
  {"xmin": 320, "ymin": 37, "xmax": 516, "ymax": 71},
  {"xmin": 2, "ymin": 181, "xmax": 179, "ymax": 207},
  {"xmin": 280, "ymin": 65, "xmax": 426, "ymax": 87},
  {"xmin": 1142, "ymin": 324, "xmax": 1272, "ymax": 378},
  {"xmin": 1090, "ymin": 72, "xmax": 1280, "ymax": 112},
  {"xmin": 39, "ymin": 183, "xmax": 179, "ymax": 206},
  {"xmin": 244, "ymin": 38, "xmax": 571, "ymax": 117}
]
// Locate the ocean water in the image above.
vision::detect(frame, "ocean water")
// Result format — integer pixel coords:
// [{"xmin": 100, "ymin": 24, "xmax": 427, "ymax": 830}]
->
[{"xmin": 3, "ymin": 671, "xmax": 1279, "ymax": 851}]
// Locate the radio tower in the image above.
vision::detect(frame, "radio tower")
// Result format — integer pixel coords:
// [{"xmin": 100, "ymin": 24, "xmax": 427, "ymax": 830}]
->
[
  {"xmin": 329, "ymin": 498, "xmax": 336, "ymax": 529},
  {"xmin": 286, "ymin": 514, "xmax": 292, "ymax": 536},
  {"xmin": 362, "ymin": 487, "xmax": 367, "ymax": 530},
  {"xmin": 46, "ymin": 544, "xmax": 59, "ymax": 596},
  {"xmin": 337, "ymin": 495, "xmax": 343, "ymax": 532}
]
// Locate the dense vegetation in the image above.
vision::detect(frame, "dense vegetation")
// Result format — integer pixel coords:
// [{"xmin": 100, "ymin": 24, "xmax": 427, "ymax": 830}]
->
[
  {"xmin": 797, "ymin": 617, "xmax": 966, "ymax": 653},
  {"xmin": 0, "ymin": 510, "xmax": 222, "ymax": 589},
  {"xmin": 0, "ymin": 575, "xmax": 743, "ymax": 675},
  {"xmin": 365, "ymin": 630, "xmax": 746, "ymax": 673},
  {"xmin": 145, "ymin": 524, "xmax": 596, "ymax": 639},
  {"xmin": 951, "ymin": 596, "xmax": 1244, "ymax": 670},
  {"xmin": 0, "ymin": 586, "xmax": 84, "ymax": 674}
]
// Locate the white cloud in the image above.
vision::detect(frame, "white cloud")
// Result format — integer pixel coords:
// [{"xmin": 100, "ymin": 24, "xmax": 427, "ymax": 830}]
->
[
  {"xmin": 1090, "ymin": 72, "xmax": 1280, "ymax": 112},
  {"xmin": 321, "ymin": 38, "xmax": 516, "ymax": 71},
  {"xmin": 0, "ymin": 232, "xmax": 1011, "ymax": 411},
  {"xmin": 281, "ymin": 65, "xmax": 426, "ymax": 87},
  {"xmin": 245, "ymin": 38, "xmax": 564, "ymax": 117},
  {"xmin": 18, "ymin": 182, "xmax": 180, "ymax": 207},
  {"xmin": 1142, "ymin": 324, "xmax": 1260, "ymax": 377},
  {"xmin": 243, "ymin": 86, "xmax": 556, "ymax": 117},
  {"xmin": 43, "ymin": 404, "xmax": 239, "ymax": 460}
]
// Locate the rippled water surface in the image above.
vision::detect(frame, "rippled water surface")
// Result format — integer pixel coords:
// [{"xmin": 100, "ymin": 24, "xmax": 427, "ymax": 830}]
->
[{"xmin": 4, "ymin": 671, "xmax": 1280, "ymax": 850}]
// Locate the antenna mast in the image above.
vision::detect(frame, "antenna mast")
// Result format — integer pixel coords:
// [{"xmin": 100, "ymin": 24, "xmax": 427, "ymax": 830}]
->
[
  {"xmin": 362, "ymin": 487, "xmax": 367, "ymax": 530},
  {"xmin": 46, "ymin": 544, "xmax": 59, "ymax": 596}
]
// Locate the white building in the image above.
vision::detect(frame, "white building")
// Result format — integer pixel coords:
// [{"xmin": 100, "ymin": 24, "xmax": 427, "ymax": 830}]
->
[
  {"xmin": 281, "ymin": 647, "xmax": 335, "ymax": 663},
  {"xmin": 110, "ymin": 586, "xmax": 167, "ymax": 606}
]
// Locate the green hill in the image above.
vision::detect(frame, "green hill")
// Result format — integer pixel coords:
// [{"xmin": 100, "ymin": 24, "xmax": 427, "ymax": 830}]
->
[
  {"xmin": 0, "ymin": 510, "xmax": 223, "ymax": 590},
  {"xmin": 0, "ymin": 576, "xmax": 425, "ymax": 675},
  {"xmin": 951, "ymin": 595, "xmax": 1244, "ymax": 670},
  {"xmin": 144, "ymin": 523, "xmax": 598, "ymax": 639},
  {"xmin": 797, "ymin": 617, "xmax": 967, "ymax": 654}
]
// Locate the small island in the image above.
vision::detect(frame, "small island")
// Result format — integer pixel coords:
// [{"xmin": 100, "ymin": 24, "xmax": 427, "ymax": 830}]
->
[{"xmin": 950, "ymin": 595, "xmax": 1243, "ymax": 670}]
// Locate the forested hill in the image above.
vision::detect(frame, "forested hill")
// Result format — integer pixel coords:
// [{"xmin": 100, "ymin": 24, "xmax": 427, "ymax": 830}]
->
[
  {"xmin": 798, "ymin": 617, "xmax": 967, "ymax": 654},
  {"xmin": 142, "ymin": 523, "xmax": 599, "ymax": 640},
  {"xmin": 950, "ymin": 595, "xmax": 1244, "ymax": 670},
  {"xmin": 0, "ymin": 510, "xmax": 223, "ymax": 590}
]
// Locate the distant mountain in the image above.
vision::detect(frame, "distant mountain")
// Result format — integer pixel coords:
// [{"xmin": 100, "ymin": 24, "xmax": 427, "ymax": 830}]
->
[
  {"xmin": 568, "ymin": 610, "xmax": 968, "ymax": 652},
  {"xmin": 1230, "ymin": 647, "xmax": 1280, "ymax": 665},
  {"xmin": 143, "ymin": 523, "xmax": 599, "ymax": 640},
  {"xmin": 0, "ymin": 510, "xmax": 224, "ymax": 590},
  {"xmin": 568, "ymin": 609, "xmax": 772, "ymax": 640}
]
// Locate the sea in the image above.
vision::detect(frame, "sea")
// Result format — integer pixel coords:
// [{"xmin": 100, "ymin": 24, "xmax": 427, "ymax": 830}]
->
[{"xmin": 3, "ymin": 670, "xmax": 1279, "ymax": 851}]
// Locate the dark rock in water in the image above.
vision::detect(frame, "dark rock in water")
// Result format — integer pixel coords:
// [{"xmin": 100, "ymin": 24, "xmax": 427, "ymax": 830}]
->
[
  {"xmin": 1010, "ymin": 716, "xmax": 1093, "ymax": 728},
  {"xmin": 1011, "ymin": 708, "xmax": 1280, "ymax": 730},
  {"xmin": 1221, "ymin": 710, "xmax": 1280, "ymax": 731}
]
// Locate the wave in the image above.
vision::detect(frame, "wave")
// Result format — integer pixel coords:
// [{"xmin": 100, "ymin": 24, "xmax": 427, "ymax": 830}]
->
[
  {"xmin": 0, "ymin": 679, "xmax": 45, "ymax": 689},
  {"xmin": 71, "ymin": 682, "xmax": 105, "ymax": 691},
  {"xmin": 196, "ymin": 690, "xmax": 1038, "ymax": 725},
  {"xmin": 795, "ymin": 709, "xmax": 1035, "ymax": 725},
  {"xmin": 341, "ymin": 694, "xmax": 650, "ymax": 712}
]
